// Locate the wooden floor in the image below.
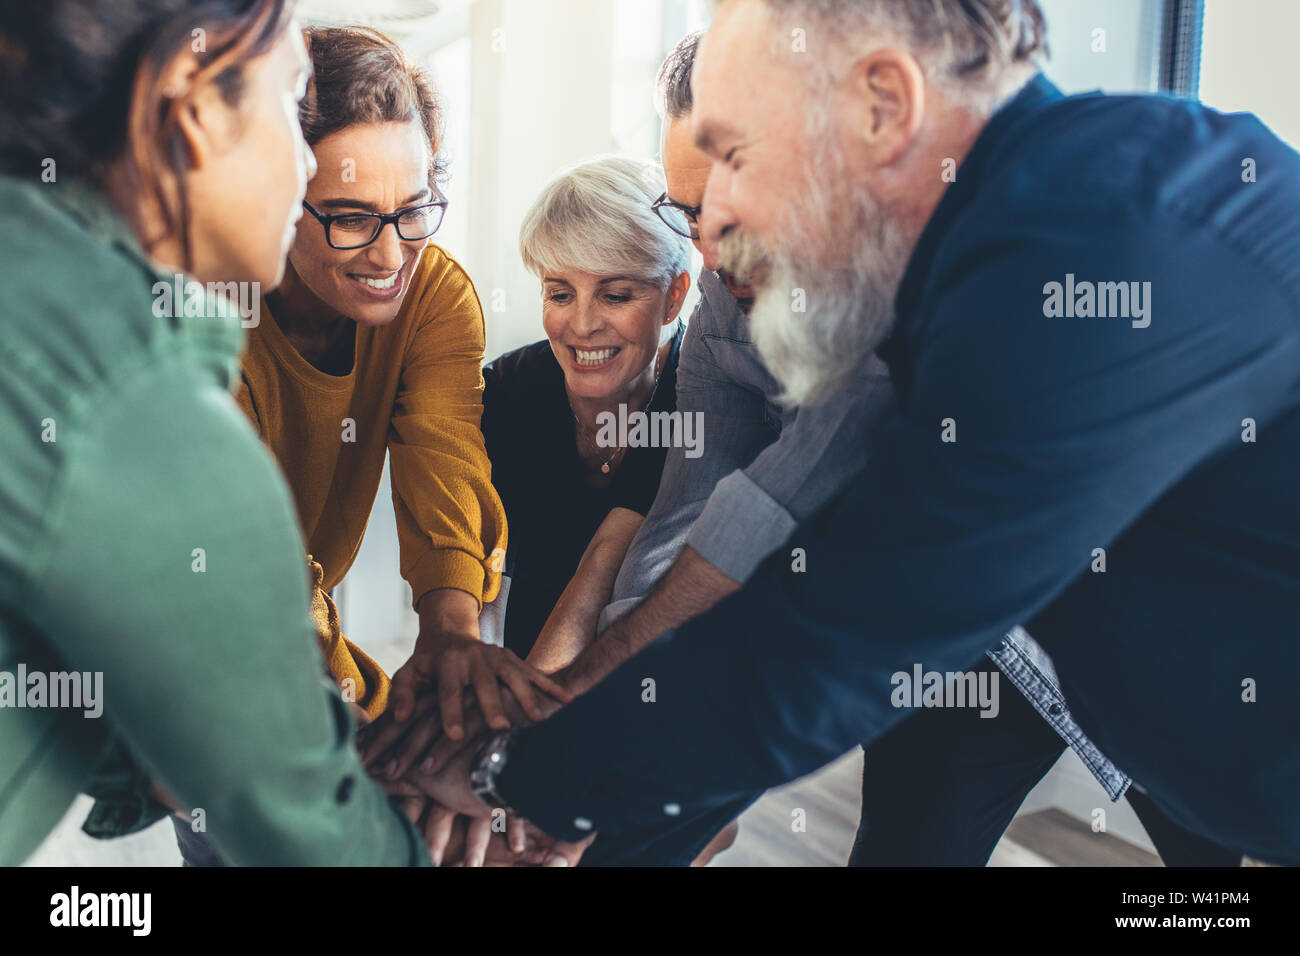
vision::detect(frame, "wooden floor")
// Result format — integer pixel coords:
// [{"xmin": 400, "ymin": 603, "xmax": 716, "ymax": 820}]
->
[{"xmin": 710, "ymin": 749, "xmax": 1160, "ymax": 867}]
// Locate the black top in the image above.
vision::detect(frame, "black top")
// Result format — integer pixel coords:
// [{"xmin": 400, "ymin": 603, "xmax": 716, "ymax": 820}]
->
[{"xmin": 482, "ymin": 324, "xmax": 683, "ymax": 658}]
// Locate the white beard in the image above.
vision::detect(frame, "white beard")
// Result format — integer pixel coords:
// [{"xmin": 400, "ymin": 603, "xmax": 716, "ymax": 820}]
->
[{"xmin": 724, "ymin": 137, "xmax": 912, "ymax": 407}]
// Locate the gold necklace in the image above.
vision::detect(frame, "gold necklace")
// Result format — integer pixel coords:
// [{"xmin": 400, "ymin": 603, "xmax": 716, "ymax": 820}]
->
[{"xmin": 570, "ymin": 351, "xmax": 663, "ymax": 476}]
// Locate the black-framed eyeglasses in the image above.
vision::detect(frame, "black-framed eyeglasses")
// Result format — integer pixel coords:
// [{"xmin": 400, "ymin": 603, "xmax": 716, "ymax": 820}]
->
[
  {"xmin": 302, "ymin": 188, "xmax": 448, "ymax": 249},
  {"xmin": 652, "ymin": 191, "xmax": 701, "ymax": 240}
]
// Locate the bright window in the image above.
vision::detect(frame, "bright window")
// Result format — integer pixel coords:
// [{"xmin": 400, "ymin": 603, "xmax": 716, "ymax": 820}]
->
[{"xmin": 1198, "ymin": 0, "xmax": 1300, "ymax": 147}]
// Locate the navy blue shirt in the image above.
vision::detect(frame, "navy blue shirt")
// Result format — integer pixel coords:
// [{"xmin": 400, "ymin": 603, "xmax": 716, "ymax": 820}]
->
[{"xmin": 497, "ymin": 77, "xmax": 1300, "ymax": 863}]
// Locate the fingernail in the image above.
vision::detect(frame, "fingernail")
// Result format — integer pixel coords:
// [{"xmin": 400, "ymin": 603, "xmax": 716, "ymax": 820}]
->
[
  {"xmin": 421, "ymin": 757, "xmax": 435, "ymax": 772},
  {"xmin": 431, "ymin": 851, "xmax": 442, "ymax": 867},
  {"xmin": 385, "ymin": 761, "xmax": 398, "ymax": 779},
  {"xmin": 544, "ymin": 856, "xmax": 569, "ymax": 867}
]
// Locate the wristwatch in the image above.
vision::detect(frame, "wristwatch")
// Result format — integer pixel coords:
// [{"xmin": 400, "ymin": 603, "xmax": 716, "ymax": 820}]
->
[{"xmin": 469, "ymin": 729, "xmax": 517, "ymax": 815}]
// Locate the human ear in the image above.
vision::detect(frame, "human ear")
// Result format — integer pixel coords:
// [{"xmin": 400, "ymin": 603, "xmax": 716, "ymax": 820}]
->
[
  {"xmin": 664, "ymin": 271, "xmax": 691, "ymax": 323},
  {"xmin": 843, "ymin": 48, "xmax": 925, "ymax": 167},
  {"xmin": 164, "ymin": 49, "xmax": 239, "ymax": 171}
]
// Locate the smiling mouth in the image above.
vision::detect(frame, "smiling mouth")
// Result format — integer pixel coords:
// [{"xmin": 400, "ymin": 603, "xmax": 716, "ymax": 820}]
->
[
  {"xmin": 351, "ymin": 271, "xmax": 399, "ymax": 290},
  {"xmin": 571, "ymin": 346, "xmax": 621, "ymax": 367},
  {"xmin": 346, "ymin": 265, "xmax": 407, "ymax": 301}
]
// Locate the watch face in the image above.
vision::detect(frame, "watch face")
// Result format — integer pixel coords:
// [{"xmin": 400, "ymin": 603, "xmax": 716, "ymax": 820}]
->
[
  {"xmin": 470, "ymin": 738, "xmax": 504, "ymax": 796},
  {"xmin": 470, "ymin": 731, "xmax": 512, "ymax": 805}
]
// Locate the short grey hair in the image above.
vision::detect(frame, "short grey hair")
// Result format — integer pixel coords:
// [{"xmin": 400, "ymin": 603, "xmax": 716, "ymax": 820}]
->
[
  {"xmin": 657, "ymin": 30, "xmax": 704, "ymax": 119},
  {"xmin": 709, "ymin": 0, "xmax": 1049, "ymax": 113},
  {"xmin": 519, "ymin": 155, "xmax": 690, "ymax": 289}
]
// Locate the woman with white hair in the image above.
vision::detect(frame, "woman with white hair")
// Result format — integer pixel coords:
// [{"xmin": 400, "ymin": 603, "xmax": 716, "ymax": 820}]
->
[
  {"xmin": 482, "ymin": 155, "xmax": 691, "ymax": 670},
  {"xmin": 361, "ymin": 156, "xmax": 695, "ymax": 867}
]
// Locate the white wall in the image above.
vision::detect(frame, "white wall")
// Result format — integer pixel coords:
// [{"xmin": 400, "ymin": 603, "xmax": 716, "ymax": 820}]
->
[
  {"xmin": 465, "ymin": 0, "xmax": 616, "ymax": 362},
  {"xmin": 1038, "ymin": 0, "xmax": 1164, "ymax": 93},
  {"xmin": 460, "ymin": 0, "xmax": 710, "ymax": 361},
  {"xmin": 1200, "ymin": 0, "xmax": 1300, "ymax": 147}
]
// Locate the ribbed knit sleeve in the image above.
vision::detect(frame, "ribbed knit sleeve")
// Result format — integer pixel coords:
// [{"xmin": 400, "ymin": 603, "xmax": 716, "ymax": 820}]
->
[{"xmin": 388, "ymin": 250, "xmax": 508, "ymax": 610}]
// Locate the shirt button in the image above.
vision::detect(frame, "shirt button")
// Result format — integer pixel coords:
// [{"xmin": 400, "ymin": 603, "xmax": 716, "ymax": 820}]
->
[
  {"xmin": 1048, "ymin": 702, "xmax": 1065, "ymax": 717},
  {"xmin": 336, "ymin": 775, "xmax": 355, "ymax": 803},
  {"xmin": 573, "ymin": 816, "xmax": 594, "ymax": 831},
  {"xmin": 997, "ymin": 639, "xmax": 1010, "ymax": 651}
]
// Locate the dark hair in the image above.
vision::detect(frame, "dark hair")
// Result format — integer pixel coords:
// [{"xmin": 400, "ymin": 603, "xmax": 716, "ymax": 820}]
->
[
  {"xmin": 300, "ymin": 26, "xmax": 448, "ymax": 186},
  {"xmin": 0, "ymin": 0, "xmax": 294, "ymax": 266},
  {"xmin": 656, "ymin": 30, "xmax": 704, "ymax": 121}
]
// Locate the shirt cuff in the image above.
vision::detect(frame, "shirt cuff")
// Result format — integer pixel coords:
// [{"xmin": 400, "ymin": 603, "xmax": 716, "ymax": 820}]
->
[
  {"xmin": 595, "ymin": 595, "xmax": 639, "ymax": 636},
  {"xmin": 495, "ymin": 725, "xmax": 596, "ymax": 842},
  {"xmin": 494, "ymin": 665, "xmax": 689, "ymax": 842},
  {"xmin": 80, "ymin": 737, "xmax": 171, "ymax": 840},
  {"xmin": 404, "ymin": 547, "xmax": 497, "ymax": 612},
  {"xmin": 686, "ymin": 471, "xmax": 798, "ymax": 582}
]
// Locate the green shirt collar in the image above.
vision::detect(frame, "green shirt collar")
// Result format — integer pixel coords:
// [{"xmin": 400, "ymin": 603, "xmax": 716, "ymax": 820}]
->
[
  {"xmin": 37, "ymin": 176, "xmax": 171, "ymax": 282},
  {"xmin": 17, "ymin": 175, "xmax": 253, "ymax": 352}
]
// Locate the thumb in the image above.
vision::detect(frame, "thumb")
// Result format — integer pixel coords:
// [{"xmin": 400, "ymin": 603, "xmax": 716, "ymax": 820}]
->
[
  {"xmin": 390, "ymin": 646, "xmax": 441, "ymax": 723},
  {"xmin": 348, "ymin": 701, "xmax": 373, "ymax": 727}
]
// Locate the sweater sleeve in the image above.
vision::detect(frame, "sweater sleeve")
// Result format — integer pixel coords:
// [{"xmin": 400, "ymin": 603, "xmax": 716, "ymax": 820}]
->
[
  {"xmin": 33, "ymin": 362, "xmax": 428, "ymax": 865},
  {"xmin": 388, "ymin": 251, "xmax": 509, "ymax": 611}
]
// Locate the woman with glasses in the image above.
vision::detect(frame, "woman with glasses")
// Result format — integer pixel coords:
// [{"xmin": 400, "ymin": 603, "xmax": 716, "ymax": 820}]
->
[
  {"xmin": 0, "ymin": 0, "xmax": 430, "ymax": 865},
  {"xmin": 165, "ymin": 25, "xmax": 568, "ymax": 865}
]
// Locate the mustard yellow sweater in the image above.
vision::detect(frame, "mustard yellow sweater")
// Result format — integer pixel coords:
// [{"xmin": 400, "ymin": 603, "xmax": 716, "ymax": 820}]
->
[{"xmin": 236, "ymin": 245, "xmax": 508, "ymax": 715}]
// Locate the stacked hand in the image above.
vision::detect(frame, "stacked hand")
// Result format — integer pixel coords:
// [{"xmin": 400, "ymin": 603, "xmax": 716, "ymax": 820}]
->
[
  {"xmin": 358, "ymin": 634, "xmax": 593, "ymax": 866},
  {"xmin": 385, "ymin": 631, "xmax": 573, "ymax": 740}
]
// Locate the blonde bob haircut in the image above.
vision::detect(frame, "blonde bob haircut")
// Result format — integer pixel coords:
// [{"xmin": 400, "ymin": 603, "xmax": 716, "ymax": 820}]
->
[{"xmin": 519, "ymin": 155, "xmax": 691, "ymax": 291}]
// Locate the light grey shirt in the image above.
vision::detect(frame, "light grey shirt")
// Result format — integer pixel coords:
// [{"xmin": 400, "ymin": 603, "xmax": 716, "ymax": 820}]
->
[{"xmin": 606, "ymin": 267, "xmax": 892, "ymax": 610}]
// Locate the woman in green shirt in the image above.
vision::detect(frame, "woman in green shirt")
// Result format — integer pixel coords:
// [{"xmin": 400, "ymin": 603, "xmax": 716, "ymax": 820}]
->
[{"xmin": 0, "ymin": 0, "xmax": 427, "ymax": 865}]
